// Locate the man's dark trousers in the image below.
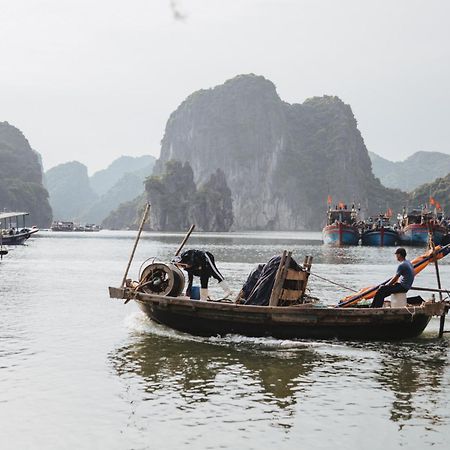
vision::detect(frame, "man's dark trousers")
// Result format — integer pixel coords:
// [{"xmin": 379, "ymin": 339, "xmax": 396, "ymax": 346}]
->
[{"xmin": 371, "ymin": 284, "xmax": 407, "ymax": 308}]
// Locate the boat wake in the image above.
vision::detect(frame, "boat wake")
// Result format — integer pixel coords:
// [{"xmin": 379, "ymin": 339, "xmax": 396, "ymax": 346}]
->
[{"xmin": 123, "ymin": 311, "xmax": 326, "ymax": 351}]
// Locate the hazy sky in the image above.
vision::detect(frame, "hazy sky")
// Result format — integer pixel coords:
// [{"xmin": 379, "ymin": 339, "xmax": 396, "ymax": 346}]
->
[{"xmin": 1, "ymin": 0, "xmax": 449, "ymax": 173}]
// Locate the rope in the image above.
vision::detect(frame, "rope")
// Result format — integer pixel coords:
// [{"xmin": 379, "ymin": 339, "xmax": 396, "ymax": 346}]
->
[
  {"xmin": 405, "ymin": 305, "xmax": 417, "ymax": 321},
  {"xmin": 306, "ymin": 271, "xmax": 357, "ymax": 293}
]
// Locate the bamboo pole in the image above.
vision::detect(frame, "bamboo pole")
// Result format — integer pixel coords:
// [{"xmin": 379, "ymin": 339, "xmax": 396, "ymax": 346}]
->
[
  {"xmin": 436, "ymin": 258, "xmax": 446, "ymax": 337},
  {"xmin": 429, "ymin": 226, "xmax": 446, "ymax": 337},
  {"xmin": 121, "ymin": 203, "xmax": 151, "ymax": 287},
  {"xmin": 410, "ymin": 286, "xmax": 450, "ymax": 294},
  {"xmin": 174, "ymin": 224, "xmax": 196, "ymax": 257}
]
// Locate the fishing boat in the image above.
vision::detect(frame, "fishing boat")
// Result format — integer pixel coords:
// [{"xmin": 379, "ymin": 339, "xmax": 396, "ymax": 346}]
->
[
  {"xmin": 0, "ymin": 212, "xmax": 39, "ymax": 245},
  {"xmin": 361, "ymin": 215, "xmax": 398, "ymax": 246},
  {"xmin": 109, "ymin": 285, "xmax": 446, "ymax": 340},
  {"xmin": 108, "ymin": 211, "xmax": 450, "ymax": 340},
  {"xmin": 398, "ymin": 209, "xmax": 446, "ymax": 246},
  {"xmin": 322, "ymin": 205, "xmax": 359, "ymax": 245}
]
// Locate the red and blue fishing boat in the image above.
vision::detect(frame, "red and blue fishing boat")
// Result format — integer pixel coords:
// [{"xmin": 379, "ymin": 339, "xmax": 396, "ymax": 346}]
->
[
  {"xmin": 361, "ymin": 214, "xmax": 398, "ymax": 246},
  {"xmin": 398, "ymin": 209, "xmax": 446, "ymax": 246},
  {"xmin": 322, "ymin": 205, "xmax": 360, "ymax": 246}
]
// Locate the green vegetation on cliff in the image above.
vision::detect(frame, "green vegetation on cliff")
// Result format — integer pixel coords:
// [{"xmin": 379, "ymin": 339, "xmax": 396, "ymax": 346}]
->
[
  {"xmin": 103, "ymin": 160, "xmax": 234, "ymax": 231},
  {"xmin": 409, "ymin": 173, "xmax": 450, "ymax": 210},
  {"xmin": 0, "ymin": 121, "xmax": 52, "ymax": 227},
  {"xmin": 101, "ymin": 195, "xmax": 147, "ymax": 230},
  {"xmin": 146, "ymin": 161, "xmax": 233, "ymax": 231}
]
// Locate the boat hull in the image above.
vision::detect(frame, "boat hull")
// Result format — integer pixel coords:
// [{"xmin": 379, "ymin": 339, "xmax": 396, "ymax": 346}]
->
[
  {"xmin": 322, "ymin": 224, "xmax": 359, "ymax": 246},
  {"xmin": 399, "ymin": 224, "xmax": 445, "ymax": 246},
  {"xmin": 109, "ymin": 288, "xmax": 437, "ymax": 341},
  {"xmin": 0, "ymin": 229, "xmax": 37, "ymax": 245},
  {"xmin": 361, "ymin": 229, "xmax": 398, "ymax": 246}
]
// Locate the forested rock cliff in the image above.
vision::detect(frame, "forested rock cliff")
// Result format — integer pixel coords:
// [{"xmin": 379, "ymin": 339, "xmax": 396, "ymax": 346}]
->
[
  {"xmin": 156, "ymin": 74, "xmax": 405, "ymax": 230},
  {"xmin": 145, "ymin": 161, "xmax": 233, "ymax": 231},
  {"xmin": 409, "ymin": 174, "xmax": 450, "ymax": 209},
  {"xmin": 0, "ymin": 121, "xmax": 52, "ymax": 227}
]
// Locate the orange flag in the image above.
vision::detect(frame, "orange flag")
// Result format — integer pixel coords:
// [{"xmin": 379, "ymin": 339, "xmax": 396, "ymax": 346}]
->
[
  {"xmin": 327, "ymin": 195, "xmax": 332, "ymax": 205},
  {"xmin": 430, "ymin": 196, "xmax": 436, "ymax": 205},
  {"xmin": 436, "ymin": 202, "xmax": 442, "ymax": 210}
]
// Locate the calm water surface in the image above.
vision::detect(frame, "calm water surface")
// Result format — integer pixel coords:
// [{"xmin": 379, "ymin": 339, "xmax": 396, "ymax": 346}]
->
[{"xmin": 1, "ymin": 231, "xmax": 449, "ymax": 449}]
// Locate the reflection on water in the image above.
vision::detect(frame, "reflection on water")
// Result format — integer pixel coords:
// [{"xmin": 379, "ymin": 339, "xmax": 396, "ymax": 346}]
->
[
  {"xmin": 110, "ymin": 314, "xmax": 450, "ymax": 447},
  {"xmin": 374, "ymin": 340, "xmax": 448, "ymax": 426},
  {"xmin": 110, "ymin": 331, "xmax": 330, "ymax": 429},
  {"xmin": 110, "ymin": 324, "xmax": 330, "ymax": 436}
]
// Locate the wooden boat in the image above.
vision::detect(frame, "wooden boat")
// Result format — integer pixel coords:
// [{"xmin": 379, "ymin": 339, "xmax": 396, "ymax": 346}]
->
[
  {"xmin": 109, "ymin": 249, "xmax": 448, "ymax": 341},
  {"xmin": 0, "ymin": 212, "xmax": 39, "ymax": 245},
  {"xmin": 322, "ymin": 206, "xmax": 359, "ymax": 246},
  {"xmin": 361, "ymin": 215, "xmax": 398, "ymax": 246},
  {"xmin": 398, "ymin": 209, "xmax": 446, "ymax": 246},
  {"xmin": 109, "ymin": 286, "xmax": 445, "ymax": 340}
]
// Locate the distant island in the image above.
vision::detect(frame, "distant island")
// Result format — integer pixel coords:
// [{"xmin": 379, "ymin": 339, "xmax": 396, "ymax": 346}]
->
[
  {"xmin": 44, "ymin": 155, "xmax": 156, "ymax": 224},
  {"xmin": 369, "ymin": 151, "xmax": 450, "ymax": 192}
]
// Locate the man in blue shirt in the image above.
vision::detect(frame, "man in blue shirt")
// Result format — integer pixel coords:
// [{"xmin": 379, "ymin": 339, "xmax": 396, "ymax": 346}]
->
[{"xmin": 371, "ymin": 248, "xmax": 415, "ymax": 308}]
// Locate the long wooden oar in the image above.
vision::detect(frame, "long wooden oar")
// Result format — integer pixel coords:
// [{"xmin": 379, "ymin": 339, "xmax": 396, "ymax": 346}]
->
[{"xmin": 121, "ymin": 203, "xmax": 151, "ymax": 287}]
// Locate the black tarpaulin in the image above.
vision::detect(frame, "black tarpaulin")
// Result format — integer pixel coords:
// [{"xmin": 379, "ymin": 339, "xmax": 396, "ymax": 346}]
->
[{"xmin": 243, "ymin": 255, "xmax": 302, "ymax": 306}]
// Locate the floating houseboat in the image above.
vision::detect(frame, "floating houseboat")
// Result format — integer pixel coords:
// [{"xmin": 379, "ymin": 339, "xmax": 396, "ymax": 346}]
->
[
  {"xmin": 51, "ymin": 221, "xmax": 101, "ymax": 232},
  {"xmin": 51, "ymin": 221, "xmax": 74, "ymax": 232}
]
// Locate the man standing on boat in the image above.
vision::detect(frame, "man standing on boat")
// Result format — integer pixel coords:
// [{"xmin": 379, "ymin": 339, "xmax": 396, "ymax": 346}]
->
[
  {"xmin": 371, "ymin": 248, "xmax": 414, "ymax": 308},
  {"xmin": 173, "ymin": 249, "xmax": 233, "ymax": 300}
]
